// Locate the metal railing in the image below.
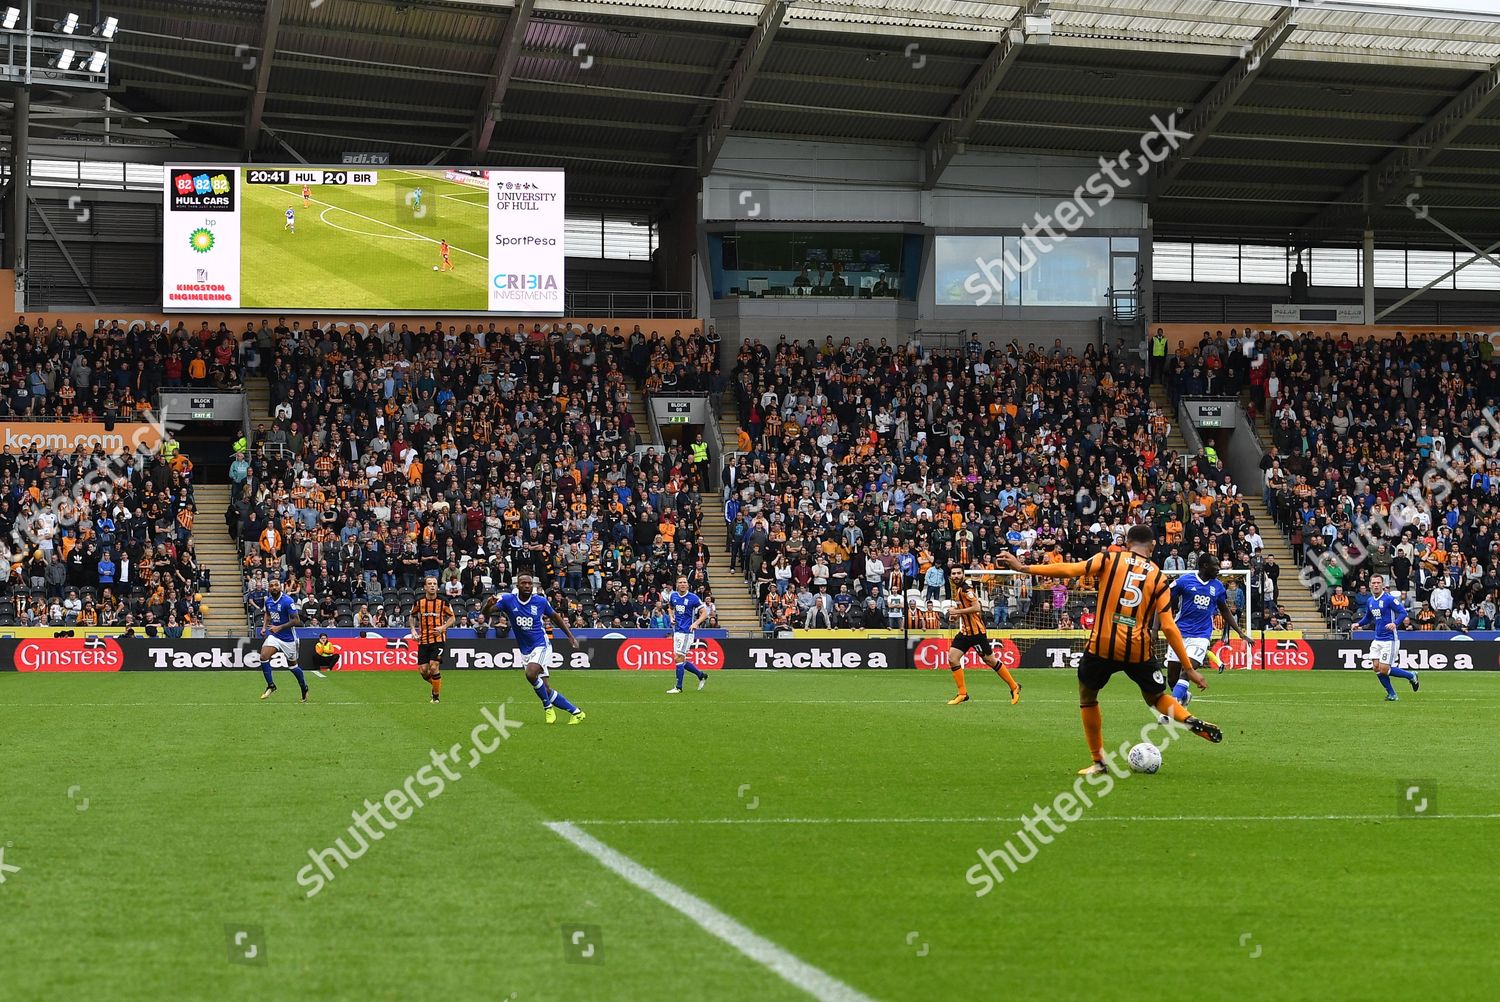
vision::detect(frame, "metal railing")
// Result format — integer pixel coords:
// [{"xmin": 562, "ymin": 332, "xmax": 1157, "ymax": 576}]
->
[
  {"xmin": 909, "ymin": 329, "xmax": 970, "ymax": 355},
  {"xmin": 564, "ymin": 291, "xmax": 694, "ymax": 319}
]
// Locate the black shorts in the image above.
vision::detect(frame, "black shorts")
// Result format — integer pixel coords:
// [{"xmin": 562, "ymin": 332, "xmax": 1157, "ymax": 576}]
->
[
  {"xmin": 1077, "ymin": 651, "xmax": 1167, "ymax": 699},
  {"xmin": 951, "ymin": 633, "xmax": 992, "ymax": 657},
  {"xmin": 417, "ymin": 642, "xmax": 446, "ymax": 666}
]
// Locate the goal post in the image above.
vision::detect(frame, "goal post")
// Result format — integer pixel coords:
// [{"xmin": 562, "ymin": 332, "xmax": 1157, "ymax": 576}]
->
[{"xmin": 957, "ymin": 568, "xmax": 1255, "ymax": 636}]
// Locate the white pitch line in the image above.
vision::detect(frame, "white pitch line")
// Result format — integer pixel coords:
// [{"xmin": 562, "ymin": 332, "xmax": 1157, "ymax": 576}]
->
[
  {"xmin": 270, "ymin": 185, "xmax": 486, "ymax": 261},
  {"xmin": 317, "ymin": 205, "xmax": 424, "ymax": 241},
  {"xmin": 545, "ymin": 821, "xmax": 877, "ymax": 1002},
  {"xmin": 564, "ymin": 813, "xmax": 1500, "ymax": 826}
]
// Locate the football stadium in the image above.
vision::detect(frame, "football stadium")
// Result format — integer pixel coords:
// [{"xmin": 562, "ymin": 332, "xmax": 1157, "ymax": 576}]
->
[{"xmin": 4, "ymin": 0, "xmax": 1500, "ymax": 999}]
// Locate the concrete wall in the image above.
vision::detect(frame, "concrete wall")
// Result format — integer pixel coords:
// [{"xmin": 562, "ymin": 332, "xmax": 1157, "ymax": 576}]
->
[
  {"xmin": 703, "ymin": 138, "xmax": 1145, "ymax": 349},
  {"xmin": 705, "ymin": 139, "xmax": 1148, "ymax": 230}
]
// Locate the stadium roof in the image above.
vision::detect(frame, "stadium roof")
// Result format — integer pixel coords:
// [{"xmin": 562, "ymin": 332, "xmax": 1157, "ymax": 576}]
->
[{"xmin": 13, "ymin": 0, "xmax": 1500, "ymax": 244}]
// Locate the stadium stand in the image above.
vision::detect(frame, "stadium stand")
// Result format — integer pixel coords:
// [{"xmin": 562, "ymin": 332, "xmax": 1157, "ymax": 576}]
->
[
  {"xmin": 721, "ymin": 335, "xmax": 1282, "ymax": 632},
  {"xmin": 233, "ymin": 320, "xmax": 721, "ymax": 631},
  {"xmin": 0, "ymin": 316, "xmax": 241, "ymax": 419},
  {"xmin": 0, "ymin": 440, "xmax": 206, "ymax": 631},
  {"xmin": 1168, "ymin": 328, "xmax": 1500, "ymax": 632}
]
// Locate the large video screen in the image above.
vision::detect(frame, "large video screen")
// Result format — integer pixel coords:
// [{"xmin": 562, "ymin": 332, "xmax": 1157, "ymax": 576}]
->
[{"xmin": 162, "ymin": 166, "xmax": 564, "ymax": 313}]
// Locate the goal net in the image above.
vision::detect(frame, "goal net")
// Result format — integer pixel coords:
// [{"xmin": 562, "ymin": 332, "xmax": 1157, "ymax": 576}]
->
[{"xmin": 948, "ymin": 567, "xmax": 1255, "ymax": 636}]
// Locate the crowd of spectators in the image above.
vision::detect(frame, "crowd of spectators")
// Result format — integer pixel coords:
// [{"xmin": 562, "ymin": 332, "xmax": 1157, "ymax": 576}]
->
[
  {"xmin": 722, "ymin": 333, "xmax": 1285, "ymax": 632},
  {"xmin": 235, "ymin": 319, "xmax": 723, "ymax": 631},
  {"xmin": 1168, "ymin": 327, "xmax": 1500, "ymax": 632},
  {"xmin": 0, "ymin": 439, "xmax": 206, "ymax": 631},
  {"xmin": 0, "ymin": 314, "xmax": 242, "ymax": 419}
]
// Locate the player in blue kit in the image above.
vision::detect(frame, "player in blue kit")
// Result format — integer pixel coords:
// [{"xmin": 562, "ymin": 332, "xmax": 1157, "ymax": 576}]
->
[
  {"xmin": 284, "ymin": 206, "xmax": 296, "ymax": 234},
  {"xmin": 1164, "ymin": 554, "xmax": 1248, "ymax": 708},
  {"xmin": 259, "ymin": 578, "xmax": 309, "ymax": 702},
  {"xmin": 1352, "ymin": 574, "xmax": 1420, "ymax": 701},
  {"xmin": 482, "ymin": 573, "xmax": 586, "ymax": 724},
  {"xmin": 662, "ymin": 576, "xmax": 710, "ymax": 694}
]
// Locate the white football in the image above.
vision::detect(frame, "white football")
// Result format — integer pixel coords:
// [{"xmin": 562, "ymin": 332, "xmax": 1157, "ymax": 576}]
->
[
  {"xmin": 1127, "ymin": 742, "xmax": 1162, "ymax": 774},
  {"xmin": 432, "ymin": 265, "xmax": 439, "ymax": 271}
]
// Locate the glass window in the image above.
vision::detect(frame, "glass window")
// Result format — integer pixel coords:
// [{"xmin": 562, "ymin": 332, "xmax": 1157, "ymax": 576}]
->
[
  {"xmin": 1454, "ymin": 251, "xmax": 1500, "ymax": 291},
  {"xmin": 30, "ymin": 159, "xmax": 80, "ymax": 187},
  {"xmin": 79, "ymin": 161, "xmax": 123, "ymax": 186},
  {"xmin": 1239, "ymin": 244, "xmax": 1286, "ymax": 285},
  {"xmin": 721, "ymin": 231, "xmax": 907, "ymax": 300},
  {"xmin": 1191, "ymin": 244, "xmax": 1238, "ymax": 283},
  {"xmin": 1022, "ymin": 236, "xmax": 1109, "ymax": 306},
  {"xmin": 1309, "ymin": 247, "xmax": 1359, "ymax": 287},
  {"xmin": 1407, "ymin": 250, "xmax": 1455, "ymax": 290},
  {"xmin": 601, "ymin": 216, "xmax": 653, "ymax": 261},
  {"xmin": 933, "ymin": 235, "xmax": 1112, "ymax": 306},
  {"xmin": 935, "ymin": 235, "xmax": 1005, "ymax": 305},
  {"xmin": 1153, "ymin": 242, "xmax": 1192, "ymax": 282},
  {"xmin": 1372, "ymin": 248, "xmax": 1406, "ymax": 289},
  {"xmin": 126, "ymin": 163, "xmax": 165, "ymax": 189},
  {"xmin": 565, "ymin": 214, "xmax": 604, "ymax": 259}
]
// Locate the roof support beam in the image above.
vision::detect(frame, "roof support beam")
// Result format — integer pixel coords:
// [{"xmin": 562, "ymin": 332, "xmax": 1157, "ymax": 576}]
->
[
  {"xmin": 920, "ymin": 0, "xmax": 1050, "ymax": 190},
  {"xmin": 1299, "ymin": 53, "xmax": 1500, "ymax": 233},
  {"xmin": 243, "ymin": 0, "xmax": 286, "ymax": 154},
  {"xmin": 472, "ymin": 0, "xmax": 536, "ymax": 159},
  {"xmin": 698, "ymin": 0, "xmax": 790, "ymax": 176},
  {"xmin": 1149, "ymin": 4, "xmax": 1296, "ymax": 197}
]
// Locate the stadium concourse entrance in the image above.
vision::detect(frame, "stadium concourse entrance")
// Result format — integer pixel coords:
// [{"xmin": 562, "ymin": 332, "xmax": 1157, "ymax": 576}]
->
[
  {"xmin": 157, "ymin": 391, "xmax": 248, "ymax": 483},
  {"xmin": 171, "ymin": 420, "xmax": 241, "ymax": 482}
]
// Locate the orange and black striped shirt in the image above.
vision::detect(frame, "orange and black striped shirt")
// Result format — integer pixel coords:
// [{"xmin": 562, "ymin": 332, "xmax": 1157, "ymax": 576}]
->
[
  {"xmin": 1083, "ymin": 550, "xmax": 1171, "ymax": 664},
  {"xmin": 954, "ymin": 586, "xmax": 986, "ymax": 637},
  {"xmin": 413, "ymin": 596, "xmax": 454, "ymax": 644}
]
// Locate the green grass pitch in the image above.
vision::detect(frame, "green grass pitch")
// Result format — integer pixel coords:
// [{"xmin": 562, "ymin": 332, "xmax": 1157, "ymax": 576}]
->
[
  {"xmin": 239, "ymin": 168, "xmax": 489, "ymax": 311},
  {"xmin": 3, "ymin": 668, "xmax": 1497, "ymax": 1000}
]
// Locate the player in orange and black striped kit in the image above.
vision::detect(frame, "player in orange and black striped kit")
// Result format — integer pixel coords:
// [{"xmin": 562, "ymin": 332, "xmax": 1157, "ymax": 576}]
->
[
  {"xmin": 1001, "ymin": 524, "xmax": 1222, "ymax": 775},
  {"xmin": 945, "ymin": 568, "xmax": 1021, "ymax": 706},
  {"xmin": 410, "ymin": 576, "xmax": 455, "ymax": 704}
]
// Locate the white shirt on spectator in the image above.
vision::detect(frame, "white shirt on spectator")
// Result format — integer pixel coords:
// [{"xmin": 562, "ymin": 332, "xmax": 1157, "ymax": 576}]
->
[{"xmin": 1430, "ymin": 585, "xmax": 1453, "ymax": 612}]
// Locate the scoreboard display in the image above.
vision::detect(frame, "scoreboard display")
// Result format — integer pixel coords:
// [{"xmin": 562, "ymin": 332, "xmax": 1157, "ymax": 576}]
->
[
  {"xmin": 162, "ymin": 164, "xmax": 564, "ymax": 314},
  {"xmin": 242, "ymin": 168, "xmax": 386, "ymax": 187}
]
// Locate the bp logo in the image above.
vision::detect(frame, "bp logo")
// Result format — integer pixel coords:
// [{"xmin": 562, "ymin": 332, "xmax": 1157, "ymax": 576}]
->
[{"xmin": 188, "ymin": 227, "xmax": 215, "ymax": 253}]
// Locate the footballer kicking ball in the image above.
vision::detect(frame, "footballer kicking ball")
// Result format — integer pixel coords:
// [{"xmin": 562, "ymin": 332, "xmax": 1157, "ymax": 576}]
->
[{"xmin": 1127, "ymin": 742, "xmax": 1162, "ymax": 774}]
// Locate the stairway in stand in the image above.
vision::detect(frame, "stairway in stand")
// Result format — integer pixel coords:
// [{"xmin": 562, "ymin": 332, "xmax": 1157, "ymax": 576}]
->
[
  {"xmin": 699, "ymin": 492, "xmax": 760, "ymax": 631},
  {"xmin": 628, "ymin": 390, "xmax": 651, "ymax": 447},
  {"xmin": 1148, "ymin": 385, "xmax": 1193, "ymax": 463},
  {"xmin": 246, "ymin": 376, "xmax": 272, "ymax": 428},
  {"xmin": 192, "ymin": 483, "xmax": 247, "ymax": 636},
  {"xmin": 1239, "ymin": 494, "xmax": 1322, "ymax": 631},
  {"xmin": 718, "ymin": 400, "xmax": 743, "ymax": 458},
  {"xmin": 1149, "ymin": 385, "xmax": 1318, "ymax": 632}
]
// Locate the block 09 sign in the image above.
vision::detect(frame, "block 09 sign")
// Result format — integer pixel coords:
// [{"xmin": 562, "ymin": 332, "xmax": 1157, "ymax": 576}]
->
[{"xmin": 162, "ymin": 165, "xmax": 564, "ymax": 314}]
